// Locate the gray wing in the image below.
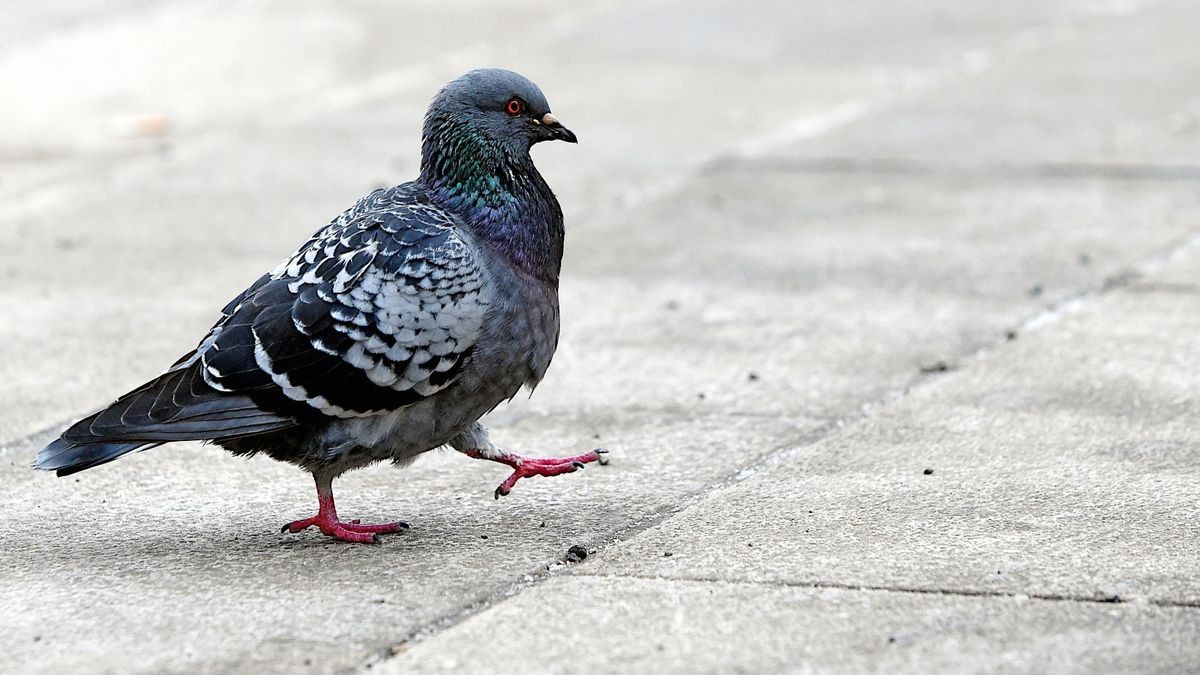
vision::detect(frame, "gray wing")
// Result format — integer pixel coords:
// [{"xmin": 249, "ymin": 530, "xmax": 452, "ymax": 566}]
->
[{"xmin": 198, "ymin": 186, "xmax": 490, "ymax": 419}]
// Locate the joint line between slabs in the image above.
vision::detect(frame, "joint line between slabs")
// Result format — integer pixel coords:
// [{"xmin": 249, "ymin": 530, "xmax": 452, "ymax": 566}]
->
[
  {"xmin": 708, "ymin": 158, "xmax": 1200, "ymax": 183},
  {"xmin": 575, "ymin": 573, "xmax": 1200, "ymax": 610}
]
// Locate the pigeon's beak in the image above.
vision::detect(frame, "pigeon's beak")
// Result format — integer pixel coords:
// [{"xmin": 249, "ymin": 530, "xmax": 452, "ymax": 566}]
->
[{"xmin": 534, "ymin": 112, "xmax": 577, "ymax": 144}]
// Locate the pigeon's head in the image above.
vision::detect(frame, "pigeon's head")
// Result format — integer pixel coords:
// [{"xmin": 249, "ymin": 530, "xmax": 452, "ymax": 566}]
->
[{"xmin": 423, "ymin": 69, "xmax": 576, "ymax": 163}]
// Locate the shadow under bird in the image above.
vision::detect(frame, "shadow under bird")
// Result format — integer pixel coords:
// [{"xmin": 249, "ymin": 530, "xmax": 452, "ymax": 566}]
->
[{"xmin": 35, "ymin": 68, "xmax": 607, "ymax": 543}]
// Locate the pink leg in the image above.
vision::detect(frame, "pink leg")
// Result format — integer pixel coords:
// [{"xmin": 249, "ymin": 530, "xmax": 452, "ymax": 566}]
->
[
  {"xmin": 282, "ymin": 474, "xmax": 408, "ymax": 544},
  {"xmin": 464, "ymin": 447, "xmax": 609, "ymax": 499}
]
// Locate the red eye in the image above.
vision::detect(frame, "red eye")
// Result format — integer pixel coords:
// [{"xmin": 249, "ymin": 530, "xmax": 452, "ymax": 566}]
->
[{"xmin": 505, "ymin": 98, "xmax": 524, "ymax": 116}]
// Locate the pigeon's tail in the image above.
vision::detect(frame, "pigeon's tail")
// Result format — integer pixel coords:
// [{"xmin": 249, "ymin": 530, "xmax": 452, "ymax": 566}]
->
[
  {"xmin": 35, "ymin": 361, "xmax": 296, "ymax": 476},
  {"xmin": 35, "ymin": 438, "xmax": 160, "ymax": 476}
]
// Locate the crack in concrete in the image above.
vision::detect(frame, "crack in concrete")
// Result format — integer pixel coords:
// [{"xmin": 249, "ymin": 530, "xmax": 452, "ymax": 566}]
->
[
  {"xmin": 572, "ymin": 573, "xmax": 1200, "ymax": 610},
  {"xmin": 1125, "ymin": 281, "xmax": 1200, "ymax": 295}
]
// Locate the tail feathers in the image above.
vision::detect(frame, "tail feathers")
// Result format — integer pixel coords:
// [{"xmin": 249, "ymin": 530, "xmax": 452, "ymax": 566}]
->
[
  {"xmin": 35, "ymin": 438, "xmax": 161, "ymax": 477},
  {"xmin": 38, "ymin": 361, "xmax": 296, "ymax": 476},
  {"xmin": 62, "ymin": 366, "xmax": 288, "ymax": 444}
]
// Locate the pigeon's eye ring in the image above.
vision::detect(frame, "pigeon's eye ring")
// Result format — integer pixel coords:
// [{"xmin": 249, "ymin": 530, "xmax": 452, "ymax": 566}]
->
[{"xmin": 505, "ymin": 98, "xmax": 525, "ymax": 116}]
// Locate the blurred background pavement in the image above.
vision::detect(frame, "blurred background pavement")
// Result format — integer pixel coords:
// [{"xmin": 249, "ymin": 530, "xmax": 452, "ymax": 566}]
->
[{"xmin": 1, "ymin": 1, "xmax": 1198, "ymax": 673}]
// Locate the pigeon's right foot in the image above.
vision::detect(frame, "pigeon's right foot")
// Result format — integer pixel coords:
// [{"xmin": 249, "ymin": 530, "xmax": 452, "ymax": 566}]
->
[
  {"xmin": 464, "ymin": 447, "xmax": 609, "ymax": 498},
  {"xmin": 281, "ymin": 473, "xmax": 407, "ymax": 544}
]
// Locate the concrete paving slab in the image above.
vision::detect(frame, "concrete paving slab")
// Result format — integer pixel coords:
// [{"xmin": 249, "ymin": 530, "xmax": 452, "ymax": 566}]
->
[
  {"xmin": 2, "ymin": 0, "xmax": 1198, "ymax": 672},
  {"xmin": 381, "ymin": 575, "xmax": 1200, "ymax": 674},
  {"xmin": 774, "ymin": 0, "xmax": 1200, "ymax": 167},
  {"xmin": 544, "ymin": 167, "xmax": 1200, "ymax": 422},
  {"xmin": 0, "ymin": 411, "xmax": 810, "ymax": 674},
  {"xmin": 584, "ymin": 255, "xmax": 1200, "ymax": 605}
]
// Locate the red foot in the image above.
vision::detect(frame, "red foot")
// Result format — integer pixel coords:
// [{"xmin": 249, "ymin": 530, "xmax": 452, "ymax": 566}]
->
[
  {"xmin": 282, "ymin": 515, "xmax": 409, "ymax": 544},
  {"xmin": 466, "ymin": 448, "xmax": 609, "ymax": 499},
  {"xmin": 282, "ymin": 474, "xmax": 408, "ymax": 544}
]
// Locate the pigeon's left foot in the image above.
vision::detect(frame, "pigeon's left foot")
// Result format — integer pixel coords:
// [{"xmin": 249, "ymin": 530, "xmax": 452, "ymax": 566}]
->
[
  {"xmin": 282, "ymin": 515, "xmax": 409, "ymax": 544},
  {"xmin": 465, "ymin": 448, "xmax": 609, "ymax": 499},
  {"xmin": 282, "ymin": 474, "xmax": 408, "ymax": 544}
]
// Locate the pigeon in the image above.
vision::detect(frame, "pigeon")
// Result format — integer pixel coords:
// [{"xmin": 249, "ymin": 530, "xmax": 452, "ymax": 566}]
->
[{"xmin": 35, "ymin": 69, "xmax": 607, "ymax": 544}]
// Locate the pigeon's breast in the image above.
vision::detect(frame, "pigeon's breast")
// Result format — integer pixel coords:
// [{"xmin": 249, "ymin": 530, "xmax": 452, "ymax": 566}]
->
[
  {"xmin": 474, "ymin": 255, "xmax": 561, "ymax": 392},
  {"xmin": 319, "ymin": 243, "xmax": 560, "ymax": 465}
]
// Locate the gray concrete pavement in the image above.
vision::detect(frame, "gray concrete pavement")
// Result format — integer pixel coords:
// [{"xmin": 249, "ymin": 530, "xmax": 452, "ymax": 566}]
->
[
  {"xmin": 2, "ymin": 0, "xmax": 1198, "ymax": 673},
  {"xmin": 383, "ymin": 576, "xmax": 1200, "ymax": 674}
]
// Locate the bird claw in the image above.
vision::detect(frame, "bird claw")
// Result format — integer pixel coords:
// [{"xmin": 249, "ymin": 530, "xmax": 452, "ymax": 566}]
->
[{"xmin": 487, "ymin": 447, "xmax": 610, "ymax": 499}]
